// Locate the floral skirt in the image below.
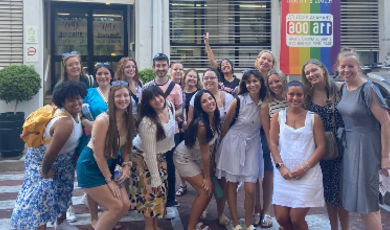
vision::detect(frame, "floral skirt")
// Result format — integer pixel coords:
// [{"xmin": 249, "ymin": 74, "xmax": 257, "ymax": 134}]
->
[{"xmin": 129, "ymin": 149, "xmax": 168, "ymax": 218}]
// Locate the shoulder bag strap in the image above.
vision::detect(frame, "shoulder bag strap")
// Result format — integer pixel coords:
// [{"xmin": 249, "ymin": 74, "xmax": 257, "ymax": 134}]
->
[{"xmin": 164, "ymin": 81, "xmax": 176, "ymax": 97}]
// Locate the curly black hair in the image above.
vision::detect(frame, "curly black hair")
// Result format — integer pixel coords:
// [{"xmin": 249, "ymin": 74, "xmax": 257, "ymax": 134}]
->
[{"xmin": 52, "ymin": 81, "xmax": 88, "ymax": 108}]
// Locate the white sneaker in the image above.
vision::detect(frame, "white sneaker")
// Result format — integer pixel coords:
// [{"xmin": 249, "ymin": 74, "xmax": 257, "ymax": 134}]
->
[
  {"xmin": 164, "ymin": 207, "xmax": 176, "ymax": 220},
  {"xmin": 81, "ymin": 193, "xmax": 102, "ymax": 211},
  {"xmin": 66, "ymin": 206, "xmax": 77, "ymax": 223},
  {"xmin": 55, "ymin": 220, "xmax": 78, "ymax": 230}
]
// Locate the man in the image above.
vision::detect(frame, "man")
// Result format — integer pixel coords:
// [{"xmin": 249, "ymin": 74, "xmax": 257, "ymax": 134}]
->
[{"xmin": 144, "ymin": 53, "xmax": 182, "ymax": 219}]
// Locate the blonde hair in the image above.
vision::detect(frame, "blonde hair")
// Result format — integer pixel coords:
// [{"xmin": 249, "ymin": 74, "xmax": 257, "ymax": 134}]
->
[
  {"xmin": 61, "ymin": 54, "xmax": 86, "ymax": 82},
  {"xmin": 115, "ymin": 57, "xmax": 140, "ymax": 84},
  {"xmin": 265, "ymin": 69, "xmax": 287, "ymax": 102},
  {"xmin": 254, "ymin": 50, "xmax": 277, "ymax": 69},
  {"xmin": 336, "ymin": 47, "xmax": 362, "ymax": 70},
  {"xmin": 301, "ymin": 59, "xmax": 338, "ymax": 109},
  {"xmin": 181, "ymin": 69, "xmax": 203, "ymax": 90}
]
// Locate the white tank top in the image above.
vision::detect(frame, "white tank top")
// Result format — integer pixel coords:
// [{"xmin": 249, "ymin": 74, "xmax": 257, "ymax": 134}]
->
[{"xmin": 43, "ymin": 108, "xmax": 83, "ymax": 154}]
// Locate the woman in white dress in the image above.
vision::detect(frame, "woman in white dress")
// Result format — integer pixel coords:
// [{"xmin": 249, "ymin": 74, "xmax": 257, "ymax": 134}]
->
[
  {"xmin": 269, "ymin": 81, "xmax": 326, "ymax": 230},
  {"xmin": 217, "ymin": 69, "xmax": 266, "ymax": 230}
]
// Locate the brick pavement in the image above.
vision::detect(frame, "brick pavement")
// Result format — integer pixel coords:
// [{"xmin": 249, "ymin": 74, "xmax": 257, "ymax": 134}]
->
[{"xmin": 0, "ymin": 171, "xmax": 389, "ymax": 230}]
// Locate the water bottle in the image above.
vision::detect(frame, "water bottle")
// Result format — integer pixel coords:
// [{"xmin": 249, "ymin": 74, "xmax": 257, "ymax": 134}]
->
[
  {"xmin": 81, "ymin": 103, "xmax": 94, "ymax": 121},
  {"xmin": 114, "ymin": 165, "xmax": 124, "ymax": 188}
]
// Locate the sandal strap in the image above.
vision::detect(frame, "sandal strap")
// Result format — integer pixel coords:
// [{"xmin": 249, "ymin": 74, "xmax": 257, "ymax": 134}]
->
[{"xmin": 233, "ymin": 224, "xmax": 243, "ymax": 230}]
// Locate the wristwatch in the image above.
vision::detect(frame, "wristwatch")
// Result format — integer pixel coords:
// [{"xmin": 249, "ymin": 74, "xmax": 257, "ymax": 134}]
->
[{"xmin": 275, "ymin": 163, "xmax": 284, "ymax": 170}]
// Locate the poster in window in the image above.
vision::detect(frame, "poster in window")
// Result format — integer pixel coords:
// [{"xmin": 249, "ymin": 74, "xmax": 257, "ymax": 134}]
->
[
  {"xmin": 93, "ymin": 21, "xmax": 124, "ymax": 46},
  {"xmin": 280, "ymin": 0, "xmax": 340, "ymax": 75},
  {"xmin": 55, "ymin": 20, "xmax": 88, "ymax": 46}
]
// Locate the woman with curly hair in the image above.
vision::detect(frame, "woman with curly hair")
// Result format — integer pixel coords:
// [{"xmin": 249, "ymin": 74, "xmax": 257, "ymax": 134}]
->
[
  {"xmin": 76, "ymin": 81, "xmax": 134, "ymax": 230},
  {"xmin": 11, "ymin": 81, "xmax": 87, "ymax": 230},
  {"xmin": 129, "ymin": 85, "xmax": 176, "ymax": 230},
  {"xmin": 115, "ymin": 57, "xmax": 143, "ymax": 119},
  {"xmin": 174, "ymin": 89, "xmax": 220, "ymax": 230}
]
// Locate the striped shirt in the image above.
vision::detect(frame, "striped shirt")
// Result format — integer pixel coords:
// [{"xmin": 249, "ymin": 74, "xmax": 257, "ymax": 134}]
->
[{"xmin": 269, "ymin": 98, "xmax": 288, "ymax": 118}]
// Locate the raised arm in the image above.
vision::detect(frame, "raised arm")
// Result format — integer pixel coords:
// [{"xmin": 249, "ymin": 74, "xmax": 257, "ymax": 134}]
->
[{"xmin": 203, "ymin": 32, "xmax": 218, "ymax": 69}]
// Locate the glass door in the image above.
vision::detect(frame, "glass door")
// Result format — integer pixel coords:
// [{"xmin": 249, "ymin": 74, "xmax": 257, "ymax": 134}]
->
[{"xmin": 51, "ymin": 2, "xmax": 128, "ymax": 89}]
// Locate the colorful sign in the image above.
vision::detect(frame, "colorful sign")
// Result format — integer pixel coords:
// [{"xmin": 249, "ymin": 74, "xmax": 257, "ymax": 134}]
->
[{"xmin": 280, "ymin": 0, "xmax": 340, "ymax": 75}]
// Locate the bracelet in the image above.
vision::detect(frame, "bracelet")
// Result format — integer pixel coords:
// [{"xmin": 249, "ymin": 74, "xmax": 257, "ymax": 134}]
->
[
  {"xmin": 203, "ymin": 176, "xmax": 211, "ymax": 180},
  {"xmin": 105, "ymin": 176, "xmax": 112, "ymax": 183},
  {"xmin": 305, "ymin": 162, "xmax": 311, "ymax": 169},
  {"xmin": 122, "ymin": 161, "xmax": 132, "ymax": 167},
  {"xmin": 301, "ymin": 165, "xmax": 307, "ymax": 172}
]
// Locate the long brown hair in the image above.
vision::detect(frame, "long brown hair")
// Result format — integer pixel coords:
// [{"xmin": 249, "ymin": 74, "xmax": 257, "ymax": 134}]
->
[
  {"xmin": 61, "ymin": 53, "xmax": 87, "ymax": 82},
  {"xmin": 115, "ymin": 57, "xmax": 140, "ymax": 84},
  {"xmin": 301, "ymin": 59, "xmax": 338, "ymax": 109},
  {"xmin": 104, "ymin": 84, "xmax": 134, "ymax": 159},
  {"xmin": 181, "ymin": 68, "xmax": 203, "ymax": 90}
]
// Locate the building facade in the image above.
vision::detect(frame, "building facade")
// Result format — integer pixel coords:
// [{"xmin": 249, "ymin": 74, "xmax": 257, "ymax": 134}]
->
[{"xmin": 0, "ymin": 0, "xmax": 389, "ymax": 115}]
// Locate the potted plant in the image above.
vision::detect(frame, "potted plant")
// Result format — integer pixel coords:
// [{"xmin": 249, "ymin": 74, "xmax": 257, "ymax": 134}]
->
[
  {"xmin": 0, "ymin": 65, "xmax": 41, "ymax": 157},
  {"xmin": 138, "ymin": 68, "xmax": 171, "ymax": 84}
]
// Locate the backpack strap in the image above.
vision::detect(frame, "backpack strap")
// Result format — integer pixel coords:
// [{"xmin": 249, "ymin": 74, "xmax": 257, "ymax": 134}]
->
[
  {"xmin": 164, "ymin": 81, "xmax": 176, "ymax": 97},
  {"xmin": 42, "ymin": 112, "xmax": 71, "ymax": 144}
]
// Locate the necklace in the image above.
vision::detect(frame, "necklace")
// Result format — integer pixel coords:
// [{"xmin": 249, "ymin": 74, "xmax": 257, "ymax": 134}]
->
[{"xmin": 97, "ymin": 87, "xmax": 108, "ymax": 105}]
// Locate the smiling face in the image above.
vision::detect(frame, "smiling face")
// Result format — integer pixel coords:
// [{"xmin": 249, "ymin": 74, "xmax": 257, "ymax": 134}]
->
[
  {"xmin": 203, "ymin": 70, "xmax": 219, "ymax": 92},
  {"xmin": 184, "ymin": 70, "xmax": 198, "ymax": 87},
  {"xmin": 200, "ymin": 93, "xmax": 216, "ymax": 114},
  {"xmin": 337, "ymin": 56, "xmax": 360, "ymax": 84},
  {"xmin": 267, "ymin": 74, "xmax": 283, "ymax": 96},
  {"xmin": 96, "ymin": 67, "xmax": 112, "ymax": 87},
  {"xmin": 304, "ymin": 63, "xmax": 326, "ymax": 86},
  {"xmin": 62, "ymin": 95, "xmax": 82, "ymax": 115},
  {"xmin": 124, "ymin": 60, "xmax": 136, "ymax": 78},
  {"xmin": 245, "ymin": 74, "xmax": 261, "ymax": 95},
  {"xmin": 153, "ymin": 60, "xmax": 169, "ymax": 78},
  {"xmin": 286, "ymin": 86, "xmax": 305, "ymax": 108},
  {"xmin": 114, "ymin": 87, "xmax": 131, "ymax": 110},
  {"xmin": 170, "ymin": 63, "xmax": 184, "ymax": 83},
  {"xmin": 220, "ymin": 60, "xmax": 233, "ymax": 74},
  {"xmin": 64, "ymin": 57, "xmax": 81, "ymax": 80},
  {"xmin": 256, "ymin": 52, "xmax": 274, "ymax": 73},
  {"xmin": 148, "ymin": 93, "xmax": 166, "ymax": 111}
]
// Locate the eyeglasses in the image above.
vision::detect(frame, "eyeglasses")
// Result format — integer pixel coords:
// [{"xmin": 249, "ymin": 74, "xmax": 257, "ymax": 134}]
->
[
  {"xmin": 204, "ymin": 76, "xmax": 217, "ymax": 81},
  {"xmin": 111, "ymin": 80, "xmax": 128, "ymax": 86},
  {"xmin": 62, "ymin": 51, "xmax": 77, "ymax": 59},
  {"xmin": 242, "ymin": 68, "xmax": 257, "ymax": 74},
  {"xmin": 95, "ymin": 62, "xmax": 110, "ymax": 67}
]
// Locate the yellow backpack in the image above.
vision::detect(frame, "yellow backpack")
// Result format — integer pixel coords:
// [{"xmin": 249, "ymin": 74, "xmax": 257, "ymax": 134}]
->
[{"xmin": 20, "ymin": 105, "xmax": 70, "ymax": 148}]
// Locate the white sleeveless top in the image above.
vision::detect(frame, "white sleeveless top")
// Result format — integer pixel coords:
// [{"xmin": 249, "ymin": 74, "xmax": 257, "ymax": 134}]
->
[{"xmin": 43, "ymin": 108, "xmax": 83, "ymax": 154}]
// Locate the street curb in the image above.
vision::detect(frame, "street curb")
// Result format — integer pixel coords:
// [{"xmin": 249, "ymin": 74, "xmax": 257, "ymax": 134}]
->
[{"xmin": 0, "ymin": 159, "xmax": 25, "ymax": 172}]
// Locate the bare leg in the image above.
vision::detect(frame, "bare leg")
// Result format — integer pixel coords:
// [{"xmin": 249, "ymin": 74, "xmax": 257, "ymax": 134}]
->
[
  {"xmin": 56, "ymin": 213, "xmax": 66, "ymax": 225},
  {"xmin": 179, "ymin": 176, "xmax": 187, "ymax": 187},
  {"xmin": 37, "ymin": 225, "xmax": 46, "ymax": 230},
  {"xmin": 87, "ymin": 194, "xmax": 99, "ymax": 229},
  {"xmin": 361, "ymin": 211, "xmax": 382, "ymax": 230},
  {"xmin": 244, "ymin": 182, "xmax": 256, "ymax": 228},
  {"xmin": 274, "ymin": 205, "xmax": 293, "ymax": 230},
  {"xmin": 85, "ymin": 185, "xmax": 128, "ymax": 230},
  {"xmin": 325, "ymin": 203, "xmax": 339, "ymax": 230},
  {"xmin": 337, "ymin": 206, "xmax": 349, "ymax": 230},
  {"xmin": 144, "ymin": 215, "xmax": 154, "ymax": 230},
  {"xmin": 216, "ymin": 177, "xmax": 228, "ymax": 216},
  {"xmin": 227, "ymin": 181, "xmax": 240, "ymax": 228},
  {"xmin": 261, "ymin": 170, "xmax": 274, "ymax": 226},
  {"xmin": 185, "ymin": 174, "xmax": 213, "ymax": 230},
  {"xmin": 254, "ymin": 179, "xmax": 261, "ymax": 213},
  {"xmin": 289, "ymin": 207, "xmax": 310, "ymax": 230}
]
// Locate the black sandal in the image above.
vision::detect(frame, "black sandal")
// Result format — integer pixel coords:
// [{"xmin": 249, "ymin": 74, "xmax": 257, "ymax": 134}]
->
[{"xmin": 175, "ymin": 186, "xmax": 187, "ymax": 196}]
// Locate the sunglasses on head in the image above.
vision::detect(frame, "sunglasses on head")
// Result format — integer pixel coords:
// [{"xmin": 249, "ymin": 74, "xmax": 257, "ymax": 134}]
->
[
  {"xmin": 95, "ymin": 62, "xmax": 110, "ymax": 67},
  {"xmin": 154, "ymin": 53, "xmax": 167, "ymax": 59},
  {"xmin": 62, "ymin": 51, "xmax": 77, "ymax": 58},
  {"xmin": 111, "ymin": 80, "xmax": 128, "ymax": 86},
  {"xmin": 242, "ymin": 68, "xmax": 257, "ymax": 74}
]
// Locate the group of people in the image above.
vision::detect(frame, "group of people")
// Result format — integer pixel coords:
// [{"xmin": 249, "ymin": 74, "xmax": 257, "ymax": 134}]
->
[{"xmin": 9, "ymin": 32, "xmax": 390, "ymax": 230}]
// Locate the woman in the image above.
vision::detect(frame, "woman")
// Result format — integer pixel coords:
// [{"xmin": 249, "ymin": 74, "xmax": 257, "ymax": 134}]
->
[
  {"xmin": 217, "ymin": 69, "xmax": 266, "ymax": 230},
  {"xmin": 129, "ymin": 85, "xmax": 176, "ymax": 230},
  {"xmin": 336, "ymin": 48, "xmax": 390, "ymax": 230},
  {"xmin": 76, "ymin": 81, "xmax": 134, "ymax": 230},
  {"xmin": 115, "ymin": 57, "xmax": 143, "ymax": 119},
  {"xmin": 301, "ymin": 59, "xmax": 349, "ymax": 230},
  {"xmin": 175, "ymin": 68, "xmax": 203, "ymax": 197},
  {"xmin": 203, "ymin": 32, "xmax": 240, "ymax": 96},
  {"xmin": 170, "ymin": 62, "xmax": 184, "ymax": 85},
  {"xmin": 269, "ymin": 81, "xmax": 326, "ymax": 230},
  {"xmin": 174, "ymin": 89, "xmax": 220, "ymax": 230},
  {"xmin": 54, "ymin": 51, "xmax": 95, "ymax": 89},
  {"xmin": 254, "ymin": 50, "xmax": 277, "ymax": 228},
  {"xmin": 78, "ymin": 62, "xmax": 114, "ymax": 227},
  {"xmin": 188, "ymin": 68, "xmax": 233, "ymax": 227},
  {"xmin": 11, "ymin": 81, "xmax": 87, "ymax": 230}
]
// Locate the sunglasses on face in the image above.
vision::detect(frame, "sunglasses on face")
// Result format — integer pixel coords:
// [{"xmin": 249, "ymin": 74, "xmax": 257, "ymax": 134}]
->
[
  {"xmin": 111, "ymin": 80, "xmax": 128, "ymax": 86},
  {"xmin": 62, "ymin": 51, "xmax": 77, "ymax": 59},
  {"xmin": 96, "ymin": 62, "xmax": 110, "ymax": 67}
]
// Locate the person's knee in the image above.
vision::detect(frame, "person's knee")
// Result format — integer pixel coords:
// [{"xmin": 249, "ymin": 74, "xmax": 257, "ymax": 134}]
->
[
  {"xmin": 290, "ymin": 214, "xmax": 305, "ymax": 228},
  {"xmin": 122, "ymin": 198, "xmax": 131, "ymax": 213},
  {"xmin": 109, "ymin": 199, "xmax": 124, "ymax": 215},
  {"xmin": 198, "ymin": 188, "xmax": 213, "ymax": 199},
  {"xmin": 275, "ymin": 210, "xmax": 290, "ymax": 226},
  {"xmin": 244, "ymin": 184, "xmax": 255, "ymax": 197}
]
